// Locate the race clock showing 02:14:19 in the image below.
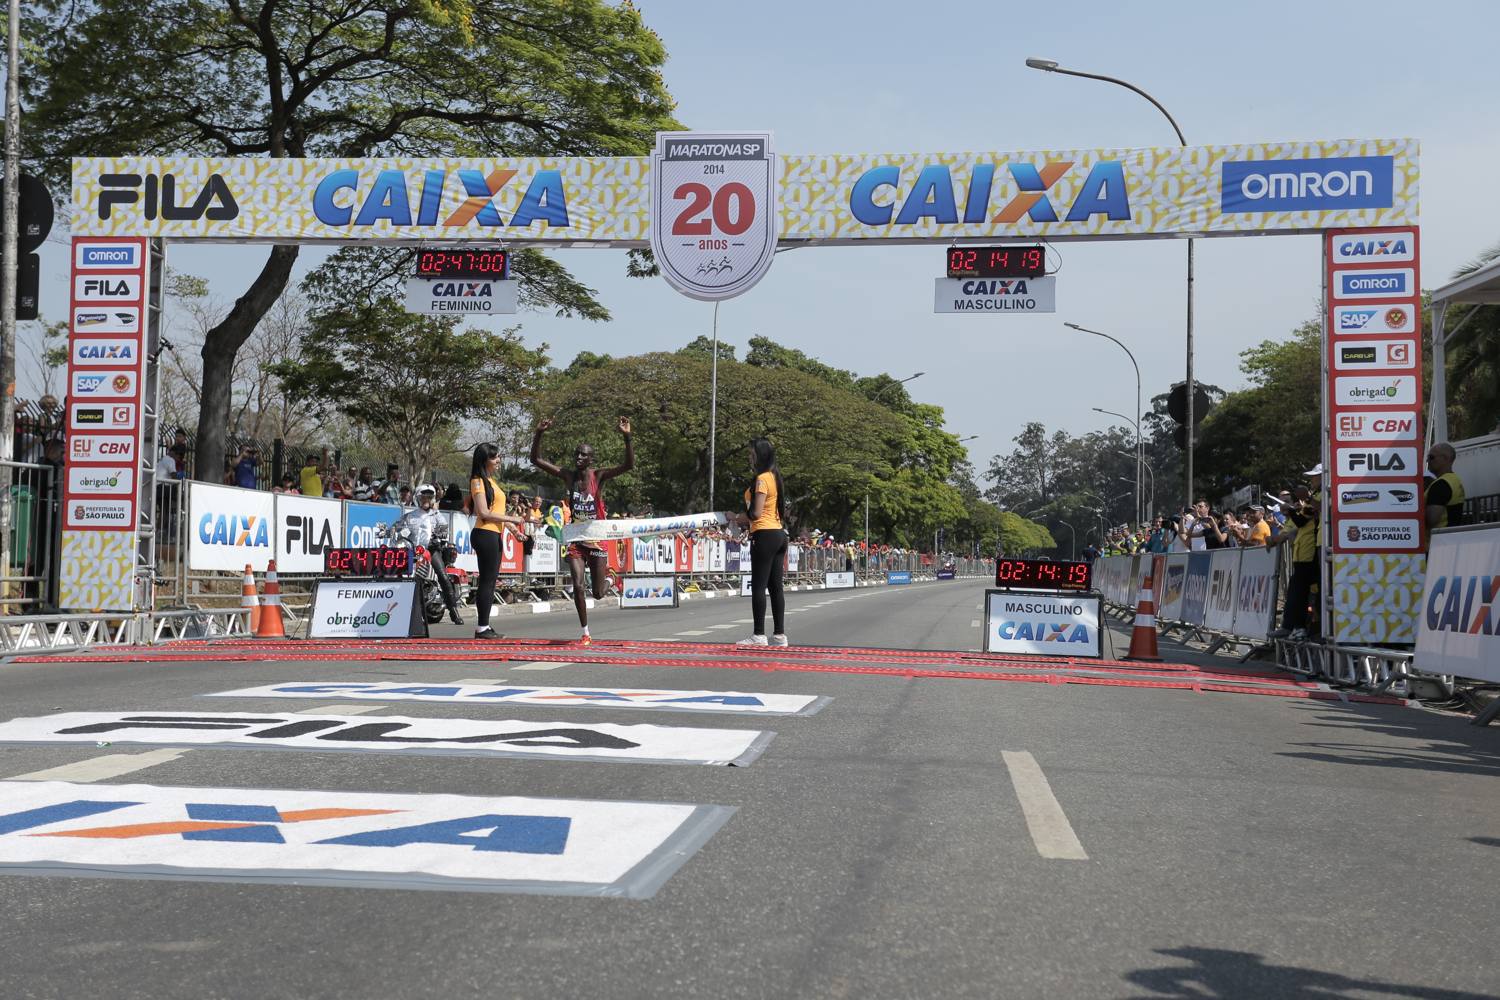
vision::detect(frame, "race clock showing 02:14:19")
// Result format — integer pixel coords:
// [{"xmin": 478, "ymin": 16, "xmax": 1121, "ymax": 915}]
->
[
  {"xmin": 945, "ymin": 245, "xmax": 1046, "ymax": 279},
  {"xmin": 993, "ymin": 557, "xmax": 1091, "ymax": 592}
]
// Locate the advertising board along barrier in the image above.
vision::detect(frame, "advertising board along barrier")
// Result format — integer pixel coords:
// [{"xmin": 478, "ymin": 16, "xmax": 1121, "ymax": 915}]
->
[
  {"xmin": 187, "ymin": 482, "xmax": 275, "ymax": 573},
  {"xmin": 0, "ymin": 781, "xmax": 734, "ymax": 898},
  {"xmin": 983, "ymin": 590, "xmax": 1102, "ymax": 659},
  {"xmin": 0, "ymin": 712, "xmax": 773, "ymax": 767},
  {"xmin": 1094, "ymin": 548, "xmax": 1280, "ymax": 641},
  {"xmin": 207, "ymin": 682, "xmax": 830, "ymax": 717},
  {"xmin": 1416, "ymin": 523, "xmax": 1500, "ymax": 686},
  {"xmin": 824, "ymin": 572, "xmax": 855, "ymax": 590},
  {"xmin": 886, "ymin": 571, "xmax": 912, "ymax": 585},
  {"xmin": 274, "ymin": 493, "xmax": 343, "ymax": 574}
]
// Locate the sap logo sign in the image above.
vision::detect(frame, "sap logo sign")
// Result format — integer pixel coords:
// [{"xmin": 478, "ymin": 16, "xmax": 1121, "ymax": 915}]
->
[
  {"xmin": 995, "ymin": 621, "xmax": 1091, "ymax": 643},
  {"xmin": 1338, "ymin": 308, "xmax": 1378, "ymax": 331},
  {"xmin": 198, "ymin": 513, "xmax": 271, "ymax": 548},
  {"xmin": 849, "ymin": 160, "xmax": 1131, "ymax": 227},
  {"xmin": 73, "ymin": 374, "xmax": 107, "ymax": 393},
  {"xmin": 97, "ymin": 173, "xmax": 239, "ymax": 221},
  {"xmin": 312, "ymin": 168, "xmax": 569, "ymax": 229},
  {"xmin": 1221, "ymin": 156, "xmax": 1393, "ymax": 213},
  {"xmin": 286, "ymin": 516, "xmax": 337, "ymax": 554}
]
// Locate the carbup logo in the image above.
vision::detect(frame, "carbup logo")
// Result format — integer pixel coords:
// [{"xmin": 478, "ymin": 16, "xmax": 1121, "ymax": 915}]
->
[
  {"xmin": 75, "ymin": 242, "xmax": 141, "ymax": 269},
  {"xmin": 1332, "ymin": 230, "xmax": 1416, "ymax": 263},
  {"xmin": 1220, "ymin": 156, "xmax": 1393, "ymax": 213},
  {"xmin": 1333, "ymin": 268, "xmax": 1414, "ymax": 300},
  {"xmin": 198, "ymin": 512, "xmax": 271, "ymax": 549},
  {"xmin": 849, "ymin": 160, "xmax": 1131, "ymax": 227},
  {"xmin": 311, "ymin": 168, "xmax": 570, "ymax": 229},
  {"xmin": 1425, "ymin": 575, "xmax": 1499, "ymax": 636},
  {"xmin": 1333, "ymin": 339, "xmax": 1416, "ymax": 372}
]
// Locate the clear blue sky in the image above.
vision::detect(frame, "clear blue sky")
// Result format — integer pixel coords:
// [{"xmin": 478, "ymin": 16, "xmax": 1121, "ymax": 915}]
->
[{"xmin": 25, "ymin": 0, "xmax": 1500, "ymax": 481}]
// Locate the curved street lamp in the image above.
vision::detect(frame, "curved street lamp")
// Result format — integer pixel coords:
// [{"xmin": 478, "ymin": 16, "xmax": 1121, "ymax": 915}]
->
[{"xmin": 1028, "ymin": 57, "xmax": 1195, "ymax": 507}]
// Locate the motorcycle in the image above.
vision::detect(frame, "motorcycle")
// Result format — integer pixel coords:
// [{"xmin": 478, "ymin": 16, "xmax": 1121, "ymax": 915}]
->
[{"xmin": 383, "ymin": 510, "xmax": 450, "ymax": 625}]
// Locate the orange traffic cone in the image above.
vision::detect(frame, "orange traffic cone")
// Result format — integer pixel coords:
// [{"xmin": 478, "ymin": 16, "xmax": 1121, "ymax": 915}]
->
[
  {"xmin": 256, "ymin": 559, "xmax": 287, "ymax": 638},
  {"xmin": 241, "ymin": 564, "xmax": 261, "ymax": 634},
  {"xmin": 1122, "ymin": 569, "xmax": 1162, "ymax": 662}
]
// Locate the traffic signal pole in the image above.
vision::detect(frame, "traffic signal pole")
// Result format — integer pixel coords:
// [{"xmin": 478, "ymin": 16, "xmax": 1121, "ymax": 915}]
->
[{"xmin": 1, "ymin": 0, "xmax": 23, "ymax": 579}]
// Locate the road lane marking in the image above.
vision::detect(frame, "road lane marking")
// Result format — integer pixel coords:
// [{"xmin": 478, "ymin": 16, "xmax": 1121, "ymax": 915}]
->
[
  {"xmin": 294, "ymin": 704, "xmax": 388, "ymax": 715},
  {"xmin": 9, "ymin": 748, "xmax": 188, "ymax": 783},
  {"xmin": 1002, "ymin": 751, "xmax": 1088, "ymax": 861},
  {"xmin": 512, "ymin": 661, "xmax": 574, "ymax": 671},
  {"xmin": 732, "ymin": 619, "xmax": 753, "ymax": 624},
  {"xmin": 708, "ymin": 624, "xmax": 740, "ymax": 630},
  {"xmin": 970, "ymin": 619, "xmax": 981, "ymax": 628},
  {"xmin": 675, "ymin": 630, "xmax": 712, "ymax": 636}
]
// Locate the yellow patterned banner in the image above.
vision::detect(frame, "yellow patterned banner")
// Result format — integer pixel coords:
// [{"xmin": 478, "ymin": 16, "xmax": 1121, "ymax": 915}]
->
[
  {"xmin": 59, "ymin": 529, "xmax": 135, "ymax": 612},
  {"xmin": 1331, "ymin": 553, "xmax": 1424, "ymax": 644},
  {"xmin": 72, "ymin": 138, "xmax": 1416, "ymax": 244}
]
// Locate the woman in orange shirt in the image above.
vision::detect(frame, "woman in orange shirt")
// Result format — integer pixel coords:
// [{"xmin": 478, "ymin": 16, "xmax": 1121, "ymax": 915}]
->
[
  {"xmin": 735, "ymin": 437, "xmax": 789, "ymax": 647},
  {"xmin": 468, "ymin": 442, "xmax": 528, "ymax": 640}
]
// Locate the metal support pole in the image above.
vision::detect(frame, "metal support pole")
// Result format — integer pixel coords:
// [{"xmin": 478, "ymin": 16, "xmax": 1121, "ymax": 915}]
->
[
  {"xmin": 0, "ymin": 0, "xmax": 22, "ymax": 580},
  {"xmin": 708, "ymin": 302, "xmax": 719, "ymax": 507},
  {"xmin": 1185, "ymin": 238, "xmax": 1196, "ymax": 505}
]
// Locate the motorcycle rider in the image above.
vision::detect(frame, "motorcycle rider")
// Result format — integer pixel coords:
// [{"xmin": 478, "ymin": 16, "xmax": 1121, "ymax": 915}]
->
[{"xmin": 394, "ymin": 483, "xmax": 463, "ymax": 624}]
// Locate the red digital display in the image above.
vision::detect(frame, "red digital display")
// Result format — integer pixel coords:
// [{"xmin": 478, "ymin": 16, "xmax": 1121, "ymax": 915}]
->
[
  {"xmin": 994, "ymin": 557, "xmax": 1091, "ymax": 592},
  {"xmin": 414, "ymin": 248, "xmax": 510, "ymax": 279},
  {"xmin": 946, "ymin": 245, "xmax": 1046, "ymax": 279},
  {"xmin": 323, "ymin": 547, "xmax": 413, "ymax": 577}
]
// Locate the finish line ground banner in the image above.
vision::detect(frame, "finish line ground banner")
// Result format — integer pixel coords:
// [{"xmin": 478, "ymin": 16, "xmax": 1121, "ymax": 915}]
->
[{"xmin": 72, "ymin": 138, "xmax": 1417, "ymax": 245}]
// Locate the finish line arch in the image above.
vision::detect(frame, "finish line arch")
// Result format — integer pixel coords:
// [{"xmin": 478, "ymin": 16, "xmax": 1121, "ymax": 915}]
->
[{"xmin": 61, "ymin": 135, "xmax": 1423, "ymax": 643}]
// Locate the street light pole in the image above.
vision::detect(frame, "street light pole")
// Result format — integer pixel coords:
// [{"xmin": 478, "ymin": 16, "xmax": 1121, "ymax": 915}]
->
[
  {"xmin": 1118, "ymin": 450, "xmax": 1155, "ymax": 518},
  {"xmin": 1066, "ymin": 321, "xmax": 1141, "ymax": 526},
  {"xmin": 1030, "ymin": 58, "xmax": 1194, "ymax": 507},
  {"xmin": 1093, "ymin": 404, "xmax": 1141, "ymax": 527},
  {"xmin": 862, "ymin": 371, "xmax": 925, "ymax": 565}
]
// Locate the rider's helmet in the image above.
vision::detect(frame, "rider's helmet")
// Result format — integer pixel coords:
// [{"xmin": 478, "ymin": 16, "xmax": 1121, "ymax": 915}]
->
[{"xmin": 415, "ymin": 483, "xmax": 438, "ymax": 504}]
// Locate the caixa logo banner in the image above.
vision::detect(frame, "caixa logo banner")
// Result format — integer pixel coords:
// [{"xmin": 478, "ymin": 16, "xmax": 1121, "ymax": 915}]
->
[
  {"xmin": 1417, "ymin": 526, "xmax": 1500, "ymax": 685},
  {"xmin": 0, "ymin": 780, "xmax": 734, "ymax": 898},
  {"xmin": 187, "ymin": 482, "xmax": 275, "ymax": 572}
]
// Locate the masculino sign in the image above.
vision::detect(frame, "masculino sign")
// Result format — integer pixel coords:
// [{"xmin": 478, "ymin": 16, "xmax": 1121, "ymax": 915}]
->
[
  {"xmin": 933, "ymin": 276, "xmax": 1056, "ymax": 314},
  {"xmin": 0, "ymin": 781, "xmax": 734, "ymax": 898},
  {"xmin": 983, "ymin": 591, "xmax": 1101, "ymax": 658},
  {"xmin": 0, "ymin": 711, "xmax": 772, "ymax": 767},
  {"xmin": 70, "ymin": 140, "xmax": 1417, "ymax": 245},
  {"xmin": 1416, "ymin": 524, "xmax": 1500, "ymax": 685}
]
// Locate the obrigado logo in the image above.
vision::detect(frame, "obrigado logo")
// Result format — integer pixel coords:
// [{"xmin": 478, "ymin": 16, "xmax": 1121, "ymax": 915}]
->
[
  {"xmin": 1425, "ymin": 575, "xmax": 1498, "ymax": 635},
  {"xmin": 849, "ymin": 160, "xmax": 1130, "ymax": 227},
  {"xmin": 198, "ymin": 513, "xmax": 271, "ymax": 548},
  {"xmin": 312, "ymin": 168, "xmax": 569, "ymax": 229},
  {"xmin": 1220, "ymin": 156, "xmax": 1394, "ymax": 213}
]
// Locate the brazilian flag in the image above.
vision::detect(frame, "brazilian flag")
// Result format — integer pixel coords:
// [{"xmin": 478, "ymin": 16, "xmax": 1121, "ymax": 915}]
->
[{"xmin": 544, "ymin": 504, "xmax": 566, "ymax": 543}]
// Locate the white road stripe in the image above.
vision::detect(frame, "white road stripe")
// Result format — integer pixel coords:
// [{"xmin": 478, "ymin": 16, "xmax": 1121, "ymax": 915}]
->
[
  {"xmin": 708, "ymin": 624, "xmax": 740, "ymax": 630},
  {"xmin": 294, "ymin": 704, "xmax": 388, "ymax": 715},
  {"xmin": 8, "ymin": 748, "xmax": 188, "ymax": 783},
  {"xmin": 1002, "ymin": 751, "xmax": 1088, "ymax": 861},
  {"xmin": 512, "ymin": 661, "xmax": 573, "ymax": 671},
  {"xmin": 733, "ymin": 618, "xmax": 753, "ymax": 624},
  {"xmin": 970, "ymin": 619, "xmax": 981, "ymax": 628},
  {"xmin": 675, "ymin": 630, "xmax": 712, "ymax": 636},
  {"xmin": 452, "ymin": 678, "xmax": 507, "ymax": 685}
]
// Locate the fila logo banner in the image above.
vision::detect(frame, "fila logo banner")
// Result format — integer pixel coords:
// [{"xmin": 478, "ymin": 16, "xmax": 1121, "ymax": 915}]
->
[
  {"xmin": 206, "ymin": 682, "xmax": 829, "ymax": 717},
  {"xmin": 0, "ymin": 781, "xmax": 733, "ymax": 898},
  {"xmin": 0, "ymin": 712, "xmax": 772, "ymax": 767},
  {"xmin": 1335, "ymin": 446, "xmax": 1419, "ymax": 478}
]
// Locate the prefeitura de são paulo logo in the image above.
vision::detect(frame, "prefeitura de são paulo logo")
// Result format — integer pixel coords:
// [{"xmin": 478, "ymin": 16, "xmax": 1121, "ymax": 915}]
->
[{"xmin": 650, "ymin": 132, "xmax": 778, "ymax": 302}]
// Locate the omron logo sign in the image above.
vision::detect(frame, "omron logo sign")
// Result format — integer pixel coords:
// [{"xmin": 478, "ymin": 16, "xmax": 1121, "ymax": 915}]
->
[
  {"xmin": 75, "ymin": 242, "xmax": 141, "ymax": 269},
  {"xmin": 1220, "ymin": 156, "xmax": 1394, "ymax": 213}
]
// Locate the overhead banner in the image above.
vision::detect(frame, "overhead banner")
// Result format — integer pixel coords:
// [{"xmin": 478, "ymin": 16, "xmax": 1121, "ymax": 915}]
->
[
  {"xmin": 0, "ymin": 781, "xmax": 733, "ymax": 898},
  {"xmin": 206, "ymin": 682, "xmax": 829, "ymax": 716},
  {"xmin": 1415, "ymin": 525, "xmax": 1500, "ymax": 684},
  {"xmin": 72, "ymin": 140, "xmax": 1417, "ymax": 244},
  {"xmin": 0, "ymin": 712, "xmax": 773, "ymax": 767}
]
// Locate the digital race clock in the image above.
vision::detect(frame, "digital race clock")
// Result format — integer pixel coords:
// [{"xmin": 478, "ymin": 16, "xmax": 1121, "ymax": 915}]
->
[
  {"xmin": 414, "ymin": 248, "xmax": 510, "ymax": 280},
  {"xmin": 994, "ymin": 557, "xmax": 1091, "ymax": 593},
  {"xmin": 323, "ymin": 546, "xmax": 413, "ymax": 578},
  {"xmin": 946, "ymin": 245, "xmax": 1046, "ymax": 279}
]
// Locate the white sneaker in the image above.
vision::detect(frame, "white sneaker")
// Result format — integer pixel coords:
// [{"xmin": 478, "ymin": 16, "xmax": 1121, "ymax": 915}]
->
[
  {"xmin": 735, "ymin": 634, "xmax": 769, "ymax": 646},
  {"xmin": 769, "ymin": 634, "xmax": 789, "ymax": 647}
]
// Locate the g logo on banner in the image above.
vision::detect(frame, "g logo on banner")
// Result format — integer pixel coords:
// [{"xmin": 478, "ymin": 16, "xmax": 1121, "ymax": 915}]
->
[{"xmin": 650, "ymin": 132, "xmax": 778, "ymax": 301}]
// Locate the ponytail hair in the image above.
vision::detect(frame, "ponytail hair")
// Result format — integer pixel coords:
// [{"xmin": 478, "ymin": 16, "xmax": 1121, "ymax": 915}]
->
[
  {"xmin": 749, "ymin": 437, "xmax": 786, "ymax": 524},
  {"xmin": 470, "ymin": 442, "xmax": 499, "ymax": 505}
]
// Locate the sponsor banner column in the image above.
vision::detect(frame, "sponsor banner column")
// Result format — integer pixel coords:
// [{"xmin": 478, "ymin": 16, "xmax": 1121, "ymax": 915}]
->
[
  {"xmin": 1325, "ymin": 227, "xmax": 1425, "ymax": 641},
  {"xmin": 60, "ymin": 237, "xmax": 149, "ymax": 610}
]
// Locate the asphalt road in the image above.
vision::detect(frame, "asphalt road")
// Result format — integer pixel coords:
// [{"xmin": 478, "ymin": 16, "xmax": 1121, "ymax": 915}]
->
[{"xmin": 1, "ymin": 579, "xmax": 1497, "ymax": 1000}]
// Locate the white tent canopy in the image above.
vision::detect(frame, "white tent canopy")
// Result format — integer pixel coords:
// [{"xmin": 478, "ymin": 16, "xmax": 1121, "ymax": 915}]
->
[{"xmin": 1428, "ymin": 255, "xmax": 1500, "ymax": 443}]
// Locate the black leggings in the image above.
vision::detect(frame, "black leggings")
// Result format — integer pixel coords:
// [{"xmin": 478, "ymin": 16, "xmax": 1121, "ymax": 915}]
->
[
  {"xmin": 472, "ymin": 529, "xmax": 501, "ymax": 627},
  {"xmin": 750, "ymin": 528, "xmax": 788, "ymax": 636}
]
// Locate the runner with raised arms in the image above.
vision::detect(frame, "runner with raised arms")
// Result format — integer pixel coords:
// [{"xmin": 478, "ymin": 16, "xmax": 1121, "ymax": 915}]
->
[{"xmin": 530, "ymin": 415, "xmax": 634, "ymax": 645}]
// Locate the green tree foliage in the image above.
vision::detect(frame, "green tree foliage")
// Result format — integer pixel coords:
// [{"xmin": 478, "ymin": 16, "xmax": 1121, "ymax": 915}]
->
[
  {"xmin": 22, "ymin": 0, "xmax": 679, "ymax": 480},
  {"xmin": 268, "ymin": 297, "xmax": 548, "ymax": 481},
  {"xmin": 527, "ymin": 340, "xmax": 974, "ymax": 550},
  {"xmin": 1444, "ymin": 241, "xmax": 1500, "ymax": 439}
]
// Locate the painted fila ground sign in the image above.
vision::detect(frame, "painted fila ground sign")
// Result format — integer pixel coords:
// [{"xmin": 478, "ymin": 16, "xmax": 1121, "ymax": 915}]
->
[
  {"xmin": 206, "ymin": 682, "xmax": 829, "ymax": 717},
  {"xmin": 0, "ymin": 712, "xmax": 772, "ymax": 767},
  {"xmin": 0, "ymin": 781, "xmax": 733, "ymax": 897}
]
